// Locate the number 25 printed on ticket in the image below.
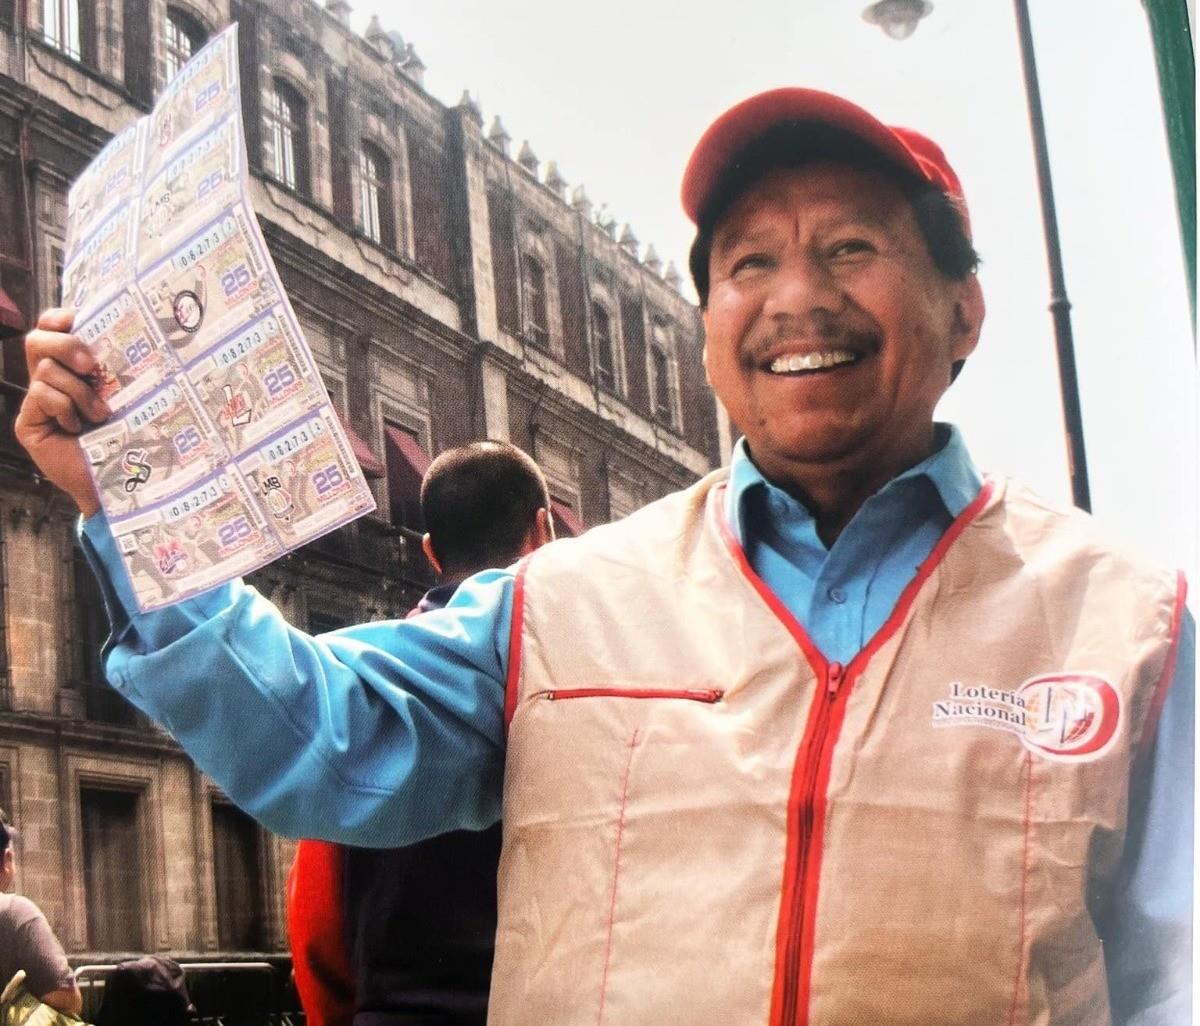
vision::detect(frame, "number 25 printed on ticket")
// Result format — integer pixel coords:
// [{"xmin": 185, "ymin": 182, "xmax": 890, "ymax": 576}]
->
[{"xmin": 68, "ymin": 23, "xmax": 376, "ymax": 611}]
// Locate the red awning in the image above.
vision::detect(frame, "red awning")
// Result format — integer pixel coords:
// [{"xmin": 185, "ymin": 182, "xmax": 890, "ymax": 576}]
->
[
  {"xmin": 550, "ymin": 498, "xmax": 585, "ymax": 538},
  {"xmin": 384, "ymin": 424, "xmax": 433, "ymax": 479},
  {"xmin": 0, "ymin": 285, "xmax": 24, "ymax": 333},
  {"xmin": 334, "ymin": 409, "xmax": 386, "ymax": 479}
]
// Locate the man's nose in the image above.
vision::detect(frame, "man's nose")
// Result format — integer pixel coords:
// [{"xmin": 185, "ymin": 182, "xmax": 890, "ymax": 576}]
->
[{"xmin": 762, "ymin": 252, "xmax": 843, "ymax": 321}]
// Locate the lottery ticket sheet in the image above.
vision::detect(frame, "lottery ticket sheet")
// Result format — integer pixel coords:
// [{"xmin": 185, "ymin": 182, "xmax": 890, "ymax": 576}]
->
[{"xmin": 65, "ymin": 24, "xmax": 376, "ymax": 611}]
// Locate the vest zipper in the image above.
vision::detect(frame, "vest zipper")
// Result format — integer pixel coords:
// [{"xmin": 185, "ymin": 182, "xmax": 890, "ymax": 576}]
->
[
  {"xmin": 545, "ymin": 687, "xmax": 724, "ymax": 703},
  {"xmin": 780, "ymin": 659, "xmax": 845, "ymax": 1026}
]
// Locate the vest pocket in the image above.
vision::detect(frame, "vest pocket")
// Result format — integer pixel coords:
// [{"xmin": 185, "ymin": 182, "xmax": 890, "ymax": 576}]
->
[{"xmin": 544, "ymin": 687, "xmax": 724, "ymax": 703}]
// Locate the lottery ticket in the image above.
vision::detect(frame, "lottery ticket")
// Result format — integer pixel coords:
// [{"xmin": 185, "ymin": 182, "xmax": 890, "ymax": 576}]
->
[
  {"xmin": 145, "ymin": 28, "xmax": 239, "ymax": 179},
  {"xmin": 67, "ymin": 22, "xmax": 376, "ymax": 610},
  {"xmin": 73, "ymin": 288, "xmax": 174, "ymax": 414},
  {"xmin": 65, "ymin": 121, "xmax": 144, "ymax": 260},
  {"xmin": 186, "ymin": 306, "xmax": 327, "ymax": 451},
  {"xmin": 62, "ymin": 201, "xmax": 138, "ymax": 320},
  {"xmin": 137, "ymin": 203, "xmax": 280, "ymax": 366},
  {"xmin": 138, "ymin": 115, "xmax": 245, "ymax": 263},
  {"xmin": 109, "ymin": 469, "xmax": 281, "ymax": 611},
  {"xmin": 84, "ymin": 380, "xmax": 223, "ymax": 516},
  {"xmin": 238, "ymin": 409, "xmax": 376, "ymax": 545}
]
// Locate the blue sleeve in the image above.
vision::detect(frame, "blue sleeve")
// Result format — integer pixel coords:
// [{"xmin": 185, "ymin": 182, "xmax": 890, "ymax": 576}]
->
[
  {"xmin": 79, "ymin": 513, "xmax": 511, "ymax": 847},
  {"xmin": 1104, "ymin": 609, "xmax": 1194, "ymax": 1026}
]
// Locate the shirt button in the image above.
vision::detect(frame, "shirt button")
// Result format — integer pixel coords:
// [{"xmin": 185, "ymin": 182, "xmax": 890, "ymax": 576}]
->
[{"xmin": 828, "ymin": 587, "xmax": 847, "ymax": 604}]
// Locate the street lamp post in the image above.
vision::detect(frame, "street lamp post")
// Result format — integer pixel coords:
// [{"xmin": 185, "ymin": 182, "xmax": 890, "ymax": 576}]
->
[{"xmin": 862, "ymin": 0, "xmax": 1092, "ymax": 512}]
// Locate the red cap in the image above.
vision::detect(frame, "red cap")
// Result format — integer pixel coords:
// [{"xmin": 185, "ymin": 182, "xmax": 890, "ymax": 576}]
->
[{"xmin": 681, "ymin": 88, "xmax": 969, "ymax": 235}]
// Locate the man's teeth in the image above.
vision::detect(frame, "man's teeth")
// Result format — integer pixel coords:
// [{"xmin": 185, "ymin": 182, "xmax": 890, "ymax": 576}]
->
[{"xmin": 768, "ymin": 350, "xmax": 859, "ymax": 373}]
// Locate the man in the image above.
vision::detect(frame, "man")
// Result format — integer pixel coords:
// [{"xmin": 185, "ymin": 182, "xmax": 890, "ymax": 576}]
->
[
  {"xmin": 0, "ymin": 814, "xmax": 81, "ymax": 1017},
  {"xmin": 16, "ymin": 88, "xmax": 1192, "ymax": 1024},
  {"xmin": 287, "ymin": 441, "xmax": 554, "ymax": 1026}
]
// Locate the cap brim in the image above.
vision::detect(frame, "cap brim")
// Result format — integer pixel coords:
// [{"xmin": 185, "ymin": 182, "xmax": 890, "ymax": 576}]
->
[{"xmin": 681, "ymin": 88, "xmax": 927, "ymax": 224}]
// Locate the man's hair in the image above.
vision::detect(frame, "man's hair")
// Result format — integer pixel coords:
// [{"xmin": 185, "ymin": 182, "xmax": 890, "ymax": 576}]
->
[
  {"xmin": 688, "ymin": 121, "xmax": 979, "ymax": 308},
  {"xmin": 421, "ymin": 441, "xmax": 550, "ymax": 578},
  {"xmin": 0, "ymin": 809, "xmax": 12, "ymax": 853}
]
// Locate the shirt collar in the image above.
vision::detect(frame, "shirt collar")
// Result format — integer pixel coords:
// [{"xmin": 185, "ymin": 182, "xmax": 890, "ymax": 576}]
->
[{"xmin": 725, "ymin": 423, "xmax": 982, "ymax": 544}]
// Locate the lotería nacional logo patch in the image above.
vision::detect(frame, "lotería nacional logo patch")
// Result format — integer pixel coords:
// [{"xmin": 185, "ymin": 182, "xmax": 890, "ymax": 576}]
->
[{"xmin": 931, "ymin": 673, "xmax": 1122, "ymax": 761}]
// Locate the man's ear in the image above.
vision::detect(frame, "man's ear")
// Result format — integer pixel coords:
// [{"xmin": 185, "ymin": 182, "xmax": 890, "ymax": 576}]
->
[
  {"xmin": 532, "ymin": 506, "xmax": 555, "ymax": 549},
  {"xmin": 421, "ymin": 534, "xmax": 442, "ymax": 576},
  {"xmin": 701, "ymin": 315, "xmax": 713, "ymax": 387},
  {"xmin": 949, "ymin": 274, "xmax": 985, "ymax": 364}
]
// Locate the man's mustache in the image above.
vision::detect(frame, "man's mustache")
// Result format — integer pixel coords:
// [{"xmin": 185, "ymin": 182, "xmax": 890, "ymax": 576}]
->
[{"xmin": 739, "ymin": 317, "xmax": 883, "ymax": 369}]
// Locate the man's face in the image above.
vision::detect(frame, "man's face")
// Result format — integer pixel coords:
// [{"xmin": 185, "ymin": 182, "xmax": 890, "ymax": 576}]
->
[{"xmin": 702, "ymin": 163, "xmax": 982, "ymax": 485}]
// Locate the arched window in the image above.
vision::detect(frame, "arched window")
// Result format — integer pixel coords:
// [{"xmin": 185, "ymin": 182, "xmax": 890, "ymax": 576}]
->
[
  {"xmin": 523, "ymin": 255, "xmax": 549, "ymax": 348},
  {"xmin": 163, "ymin": 6, "xmax": 207, "ymax": 82},
  {"xmin": 592, "ymin": 301, "xmax": 617, "ymax": 391},
  {"xmin": 359, "ymin": 142, "xmax": 394, "ymax": 248},
  {"xmin": 266, "ymin": 79, "xmax": 308, "ymax": 195},
  {"xmin": 649, "ymin": 321, "xmax": 679, "ymax": 429}
]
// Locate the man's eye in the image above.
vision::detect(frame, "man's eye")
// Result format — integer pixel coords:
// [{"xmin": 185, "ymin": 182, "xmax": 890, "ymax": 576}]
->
[
  {"xmin": 829, "ymin": 239, "xmax": 874, "ymax": 259},
  {"xmin": 731, "ymin": 254, "xmax": 771, "ymax": 274}
]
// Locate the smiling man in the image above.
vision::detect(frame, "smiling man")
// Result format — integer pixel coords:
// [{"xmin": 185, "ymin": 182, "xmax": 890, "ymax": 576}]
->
[{"xmin": 15, "ymin": 89, "xmax": 1193, "ymax": 1026}]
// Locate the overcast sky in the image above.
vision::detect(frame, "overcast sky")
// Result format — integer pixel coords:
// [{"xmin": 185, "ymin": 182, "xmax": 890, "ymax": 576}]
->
[{"xmin": 342, "ymin": 0, "xmax": 1195, "ymax": 578}]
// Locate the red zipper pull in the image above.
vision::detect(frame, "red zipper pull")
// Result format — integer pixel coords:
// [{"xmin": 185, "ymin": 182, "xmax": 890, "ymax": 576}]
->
[{"xmin": 826, "ymin": 661, "xmax": 845, "ymax": 696}]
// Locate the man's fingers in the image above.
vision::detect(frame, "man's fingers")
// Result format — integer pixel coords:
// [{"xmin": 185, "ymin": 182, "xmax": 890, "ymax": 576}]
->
[
  {"xmin": 36, "ymin": 306, "xmax": 76, "ymax": 332},
  {"xmin": 25, "ymin": 324, "xmax": 93, "ymax": 380},
  {"xmin": 22, "ymin": 379, "xmax": 84, "ymax": 436},
  {"xmin": 34, "ymin": 358, "xmax": 110, "ymax": 424}
]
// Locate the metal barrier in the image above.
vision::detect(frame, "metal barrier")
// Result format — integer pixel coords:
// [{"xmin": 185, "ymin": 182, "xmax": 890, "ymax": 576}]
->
[{"xmin": 74, "ymin": 961, "xmax": 303, "ymax": 1026}]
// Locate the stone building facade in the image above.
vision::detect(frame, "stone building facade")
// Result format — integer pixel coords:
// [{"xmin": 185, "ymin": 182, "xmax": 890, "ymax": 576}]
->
[{"xmin": 0, "ymin": 0, "xmax": 725, "ymax": 968}]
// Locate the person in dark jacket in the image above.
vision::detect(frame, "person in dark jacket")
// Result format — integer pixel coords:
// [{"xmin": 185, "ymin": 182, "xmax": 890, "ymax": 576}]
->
[{"xmin": 287, "ymin": 441, "xmax": 554, "ymax": 1026}]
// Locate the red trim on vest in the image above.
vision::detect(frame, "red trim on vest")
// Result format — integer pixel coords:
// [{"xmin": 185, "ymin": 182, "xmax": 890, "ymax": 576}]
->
[
  {"xmin": 714, "ymin": 488, "xmax": 826, "ymax": 675},
  {"xmin": 714, "ymin": 477, "xmax": 996, "ymax": 1026},
  {"xmin": 1136, "ymin": 570, "xmax": 1188, "ymax": 761},
  {"xmin": 1005, "ymin": 752, "xmax": 1035, "ymax": 1025},
  {"xmin": 504, "ymin": 558, "xmax": 531, "ymax": 733},
  {"xmin": 845, "ymin": 478, "xmax": 996, "ymax": 675},
  {"xmin": 547, "ymin": 687, "xmax": 724, "ymax": 703}
]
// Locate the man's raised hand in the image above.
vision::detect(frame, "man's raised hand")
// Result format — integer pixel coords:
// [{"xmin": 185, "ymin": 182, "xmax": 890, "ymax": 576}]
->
[{"xmin": 14, "ymin": 308, "xmax": 110, "ymax": 518}]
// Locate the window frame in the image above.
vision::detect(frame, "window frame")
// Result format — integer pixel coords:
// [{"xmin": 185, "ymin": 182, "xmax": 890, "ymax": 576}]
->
[
  {"xmin": 591, "ymin": 299, "xmax": 620, "ymax": 393},
  {"xmin": 648, "ymin": 320, "xmax": 682, "ymax": 430},
  {"xmin": 163, "ymin": 6, "xmax": 208, "ymax": 83},
  {"xmin": 358, "ymin": 141, "xmax": 395, "ymax": 249},
  {"xmin": 523, "ymin": 253, "xmax": 550, "ymax": 349},
  {"xmin": 41, "ymin": 0, "xmax": 85, "ymax": 61},
  {"xmin": 265, "ymin": 78, "xmax": 309, "ymax": 196}
]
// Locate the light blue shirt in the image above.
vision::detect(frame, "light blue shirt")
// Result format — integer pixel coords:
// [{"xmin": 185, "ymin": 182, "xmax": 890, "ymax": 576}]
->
[{"xmin": 81, "ymin": 424, "xmax": 1192, "ymax": 1024}]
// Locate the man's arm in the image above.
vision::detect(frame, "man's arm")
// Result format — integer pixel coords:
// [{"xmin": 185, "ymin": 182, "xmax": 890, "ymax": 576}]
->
[
  {"xmin": 81, "ymin": 494, "xmax": 511, "ymax": 847},
  {"xmin": 9, "ymin": 897, "xmax": 81, "ymax": 1015},
  {"xmin": 1103, "ymin": 609, "xmax": 1194, "ymax": 1026},
  {"xmin": 22, "ymin": 311, "xmax": 512, "ymax": 848}
]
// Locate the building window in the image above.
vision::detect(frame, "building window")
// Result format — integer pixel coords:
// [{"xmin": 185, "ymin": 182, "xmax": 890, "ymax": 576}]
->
[
  {"xmin": 523, "ymin": 256, "xmax": 549, "ymax": 348},
  {"xmin": 359, "ymin": 142, "xmax": 394, "ymax": 248},
  {"xmin": 649, "ymin": 339, "xmax": 680, "ymax": 428},
  {"xmin": 383, "ymin": 421, "xmax": 430, "ymax": 532},
  {"xmin": 592, "ymin": 302, "xmax": 617, "ymax": 391},
  {"xmin": 265, "ymin": 79, "xmax": 308, "ymax": 194},
  {"xmin": 81, "ymin": 788, "xmax": 145, "ymax": 951},
  {"xmin": 211, "ymin": 800, "xmax": 266, "ymax": 951},
  {"xmin": 42, "ymin": 0, "xmax": 84, "ymax": 60},
  {"xmin": 163, "ymin": 7, "xmax": 207, "ymax": 82}
]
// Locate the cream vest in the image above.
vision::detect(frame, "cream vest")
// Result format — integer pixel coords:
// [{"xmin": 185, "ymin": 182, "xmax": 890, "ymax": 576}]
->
[{"xmin": 491, "ymin": 471, "xmax": 1185, "ymax": 1026}]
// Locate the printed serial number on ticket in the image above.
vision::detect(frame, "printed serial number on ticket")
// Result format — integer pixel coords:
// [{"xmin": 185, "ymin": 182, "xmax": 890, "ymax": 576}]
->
[
  {"xmin": 237, "ymin": 408, "xmax": 376, "ymax": 543},
  {"xmin": 84, "ymin": 380, "xmax": 223, "ymax": 516},
  {"xmin": 111, "ymin": 468, "xmax": 280, "ymax": 611}
]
